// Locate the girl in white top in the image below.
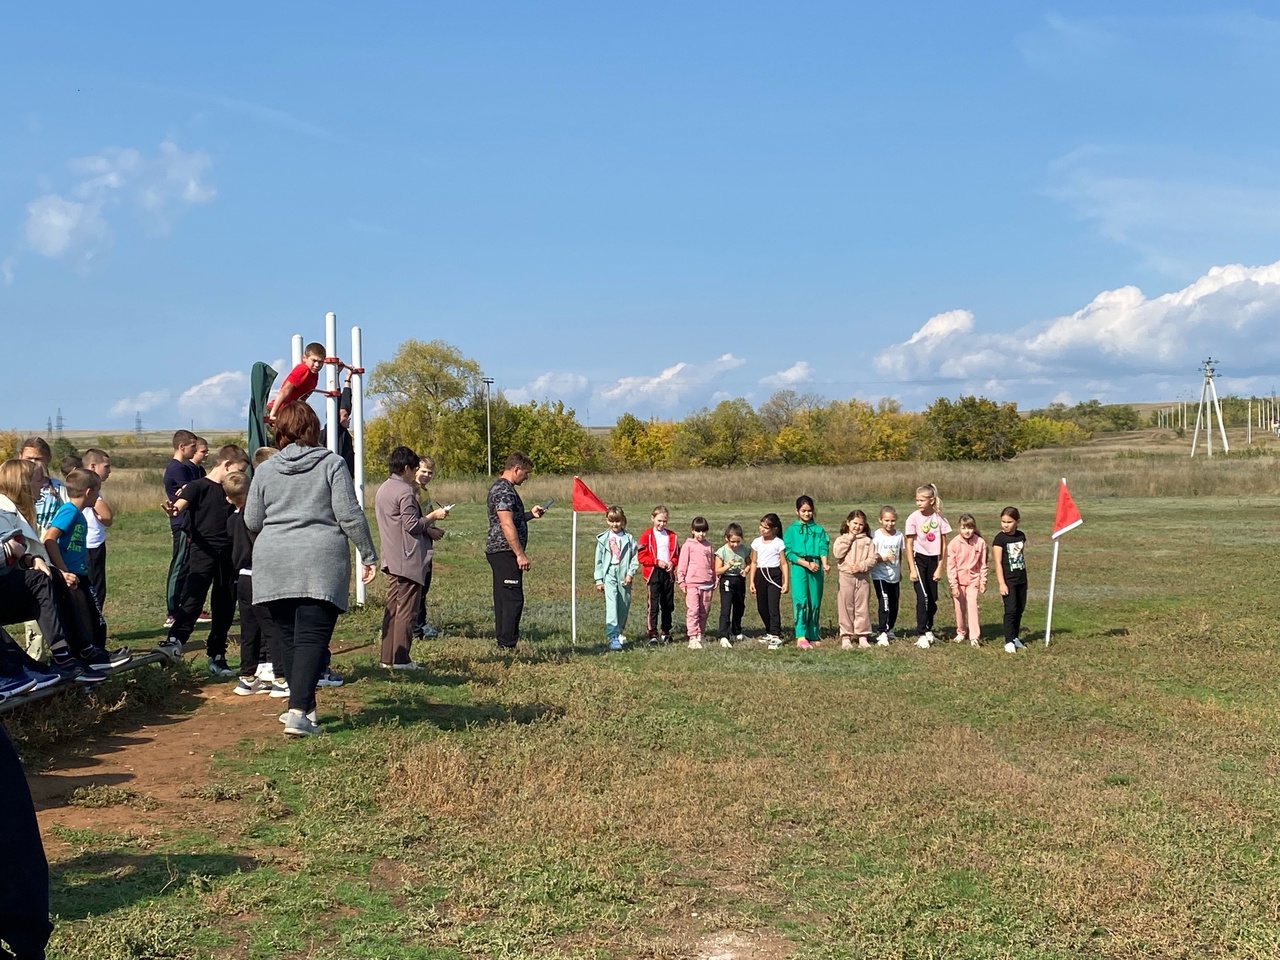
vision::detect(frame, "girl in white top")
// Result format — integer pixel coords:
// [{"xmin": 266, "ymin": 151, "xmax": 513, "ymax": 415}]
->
[
  {"xmin": 747, "ymin": 512, "xmax": 789, "ymax": 649},
  {"xmin": 904, "ymin": 482, "xmax": 951, "ymax": 648},
  {"xmin": 870, "ymin": 505, "xmax": 905, "ymax": 646}
]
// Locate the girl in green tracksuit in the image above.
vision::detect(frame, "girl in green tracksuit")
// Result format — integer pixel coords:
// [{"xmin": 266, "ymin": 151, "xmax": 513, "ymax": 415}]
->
[{"xmin": 782, "ymin": 495, "xmax": 830, "ymax": 649}]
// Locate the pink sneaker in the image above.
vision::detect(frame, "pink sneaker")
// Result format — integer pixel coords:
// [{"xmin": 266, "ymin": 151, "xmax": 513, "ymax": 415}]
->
[{"xmin": 796, "ymin": 639, "xmax": 813, "ymax": 650}]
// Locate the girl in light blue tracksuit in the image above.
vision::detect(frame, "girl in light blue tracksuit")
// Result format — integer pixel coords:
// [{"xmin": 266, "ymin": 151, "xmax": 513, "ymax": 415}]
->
[{"xmin": 594, "ymin": 505, "xmax": 640, "ymax": 649}]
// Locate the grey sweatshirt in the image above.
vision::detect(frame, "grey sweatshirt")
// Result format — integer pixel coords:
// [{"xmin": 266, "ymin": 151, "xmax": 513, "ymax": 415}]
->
[{"xmin": 244, "ymin": 444, "xmax": 378, "ymax": 610}]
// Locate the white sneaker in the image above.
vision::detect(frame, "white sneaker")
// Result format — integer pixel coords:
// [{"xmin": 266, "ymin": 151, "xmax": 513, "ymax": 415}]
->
[
  {"xmin": 382, "ymin": 660, "xmax": 424, "ymax": 671},
  {"xmin": 766, "ymin": 636, "xmax": 783, "ymax": 650},
  {"xmin": 283, "ymin": 711, "xmax": 320, "ymax": 737},
  {"xmin": 279, "ymin": 709, "xmax": 318, "ymax": 724},
  {"xmin": 255, "ymin": 663, "xmax": 275, "ymax": 682},
  {"xmin": 875, "ymin": 632, "xmax": 890, "ymax": 647},
  {"xmin": 923, "ymin": 630, "xmax": 936, "ymax": 645},
  {"xmin": 268, "ymin": 678, "xmax": 290, "ymax": 698},
  {"xmin": 915, "ymin": 636, "xmax": 931, "ymax": 649},
  {"xmin": 687, "ymin": 637, "xmax": 703, "ymax": 650},
  {"xmin": 1004, "ymin": 641, "xmax": 1016, "ymax": 654},
  {"xmin": 735, "ymin": 634, "xmax": 745, "ymax": 642},
  {"xmin": 617, "ymin": 634, "xmax": 627, "ymax": 645},
  {"xmin": 719, "ymin": 637, "xmax": 732, "ymax": 649}
]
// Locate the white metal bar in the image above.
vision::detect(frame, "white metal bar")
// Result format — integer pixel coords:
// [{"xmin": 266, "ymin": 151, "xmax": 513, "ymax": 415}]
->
[{"xmin": 352, "ymin": 326, "xmax": 366, "ymax": 606}]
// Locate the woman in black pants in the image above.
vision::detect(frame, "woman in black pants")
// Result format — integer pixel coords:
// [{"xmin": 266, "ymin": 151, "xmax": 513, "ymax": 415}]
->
[{"xmin": 245, "ymin": 402, "xmax": 377, "ymax": 737}]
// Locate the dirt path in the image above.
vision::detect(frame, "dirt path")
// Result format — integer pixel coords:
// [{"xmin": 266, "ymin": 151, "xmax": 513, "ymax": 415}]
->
[{"xmin": 28, "ymin": 686, "xmax": 279, "ymax": 856}]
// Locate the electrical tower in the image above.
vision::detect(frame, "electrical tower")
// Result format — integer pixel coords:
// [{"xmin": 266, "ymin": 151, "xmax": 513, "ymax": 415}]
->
[
  {"xmin": 135, "ymin": 412, "xmax": 144, "ymax": 441},
  {"xmin": 1190, "ymin": 357, "xmax": 1230, "ymax": 457},
  {"xmin": 54, "ymin": 408, "xmax": 64, "ymax": 438}
]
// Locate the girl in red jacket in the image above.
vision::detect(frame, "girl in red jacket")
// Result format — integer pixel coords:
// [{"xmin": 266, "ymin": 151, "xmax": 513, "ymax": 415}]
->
[{"xmin": 637, "ymin": 505, "xmax": 679, "ymax": 644}]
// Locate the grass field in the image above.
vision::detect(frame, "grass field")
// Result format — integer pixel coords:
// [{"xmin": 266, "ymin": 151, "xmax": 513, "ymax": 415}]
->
[{"xmin": 9, "ymin": 456, "xmax": 1280, "ymax": 959}]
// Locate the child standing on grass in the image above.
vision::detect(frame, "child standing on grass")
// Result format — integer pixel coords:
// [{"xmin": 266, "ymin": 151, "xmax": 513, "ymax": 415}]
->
[
  {"xmin": 747, "ymin": 513, "xmax": 789, "ymax": 649},
  {"xmin": 870, "ymin": 506, "xmax": 904, "ymax": 646},
  {"xmin": 905, "ymin": 483, "xmax": 951, "ymax": 648},
  {"xmin": 946, "ymin": 513, "xmax": 987, "ymax": 647},
  {"xmin": 832, "ymin": 510, "xmax": 877, "ymax": 649},
  {"xmin": 157, "ymin": 445, "xmax": 250, "ymax": 676},
  {"xmin": 638, "ymin": 505, "xmax": 679, "ymax": 645},
  {"xmin": 714, "ymin": 522, "xmax": 750, "ymax": 647},
  {"xmin": 992, "ymin": 506, "xmax": 1028, "ymax": 653},
  {"xmin": 676, "ymin": 516, "xmax": 716, "ymax": 649},
  {"xmin": 783, "ymin": 495, "xmax": 830, "ymax": 649},
  {"xmin": 594, "ymin": 505, "xmax": 639, "ymax": 651},
  {"xmin": 224, "ymin": 471, "xmax": 284, "ymax": 695}
]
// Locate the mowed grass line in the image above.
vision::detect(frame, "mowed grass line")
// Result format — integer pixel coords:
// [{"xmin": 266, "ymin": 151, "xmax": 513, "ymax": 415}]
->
[{"xmin": 21, "ymin": 486, "xmax": 1280, "ymax": 958}]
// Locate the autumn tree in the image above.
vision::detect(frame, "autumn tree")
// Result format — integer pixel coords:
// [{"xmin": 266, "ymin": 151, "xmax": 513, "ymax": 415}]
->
[{"xmin": 919, "ymin": 396, "xmax": 1025, "ymax": 461}]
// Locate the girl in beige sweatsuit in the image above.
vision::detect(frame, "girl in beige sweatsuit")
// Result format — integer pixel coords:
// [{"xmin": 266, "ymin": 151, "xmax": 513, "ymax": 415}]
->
[{"xmin": 832, "ymin": 509, "xmax": 878, "ymax": 649}]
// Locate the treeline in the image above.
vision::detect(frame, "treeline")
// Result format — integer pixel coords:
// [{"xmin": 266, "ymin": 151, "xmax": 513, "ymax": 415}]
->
[{"xmin": 360, "ymin": 341, "xmax": 1097, "ymax": 477}]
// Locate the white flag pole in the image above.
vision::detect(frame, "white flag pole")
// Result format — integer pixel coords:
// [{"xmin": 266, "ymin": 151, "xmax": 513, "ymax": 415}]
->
[
  {"xmin": 1044, "ymin": 538, "xmax": 1060, "ymax": 648},
  {"xmin": 571, "ymin": 509, "xmax": 578, "ymax": 646}
]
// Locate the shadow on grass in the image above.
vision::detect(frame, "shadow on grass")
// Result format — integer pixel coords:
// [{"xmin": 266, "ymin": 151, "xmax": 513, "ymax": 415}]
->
[
  {"xmin": 350, "ymin": 695, "xmax": 563, "ymax": 732},
  {"xmin": 50, "ymin": 850, "xmax": 257, "ymax": 920}
]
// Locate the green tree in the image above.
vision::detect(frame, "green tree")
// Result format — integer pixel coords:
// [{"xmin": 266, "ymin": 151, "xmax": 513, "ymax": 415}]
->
[
  {"xmin": 364, "ymin": 339, "xmax": 485, "ymax": 475},
  {"xmin": 608, "ymin": 413, "xmax": 676, "ymax": 470},
  {"xmin": 920, "ymin": 396, "xmax": 1025, "ymax": 461}
]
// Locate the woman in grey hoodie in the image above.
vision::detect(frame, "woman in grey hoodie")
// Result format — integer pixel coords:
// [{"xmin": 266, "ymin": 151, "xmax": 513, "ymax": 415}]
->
[{"xmin": 245, "ymin": 402, "xmax": 377, "ymax": 737}]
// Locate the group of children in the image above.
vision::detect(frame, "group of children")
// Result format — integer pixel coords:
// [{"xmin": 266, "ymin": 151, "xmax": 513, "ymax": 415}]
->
[{"xmin": 593, "ymin": 485, "xmax": 1031, "ymax": 653}]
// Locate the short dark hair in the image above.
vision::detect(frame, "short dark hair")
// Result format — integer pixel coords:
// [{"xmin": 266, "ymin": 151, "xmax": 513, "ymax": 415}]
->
[
  {"xmin": 19, "ymin": 437, "xmax": 51, "ymax": 461},
  {"xmin": 216, "ymin": 445, "xmax": 250, "ymax": 467},
  {"xmin": 59, "ymin": 455, "xmax": 82, "ymax": 477},
  {"xmin": 503, "ymin": 451, "xmax": 533, "ymax": 472},
  {"xmin": 172, "ymin": 430, "xmax": 196, "ymax": 449},
  {"xmin": 389, "ymin": 446, "xmax": 420, "ymax": 475},
  {"xmin": 724, "ymin": 522, "xmax": 743, "ymax": 540},
  {"xmin": 82, "ymin": 448, "xmax": 110, "ymax": 466},
  {"xmin": 304, "ymin": 342, "xmax": 326, "ymax": 359},
  {"xmin": 65, "ymin": 468, "xmax": 101, "ymax": 499},
  {"xmin": 273, "ymin": 403, "xmax": 321, "ymax": 448}
]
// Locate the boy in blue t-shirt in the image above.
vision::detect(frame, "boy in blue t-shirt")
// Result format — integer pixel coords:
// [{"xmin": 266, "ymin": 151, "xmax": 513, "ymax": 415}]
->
[{"xmin": 42, "ymin": 469, "xmax": 130, "ymax": 671}]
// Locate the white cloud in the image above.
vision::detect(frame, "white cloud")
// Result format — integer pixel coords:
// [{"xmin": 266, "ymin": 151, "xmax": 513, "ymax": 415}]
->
[
  {"xmin": 505, "ymin": 372, "xmax": 590, "ymax": 405},
  {"xmin": 22, "ymin": 140, "xmax": 215, "ymax": 266},
  {"xmin": 0, "ymin": 257, "xmax": 13, "ymax": 285},
  {"xmin": 24, "ymin": 194, "xmax": 111, "ymax": 261},
  {"xmin": 109, "ymin": 389, "xmax": 171, "ymax": 418},
  {"xmin": 595, "ymin": 353, "xmax": 747, "ymax": 409},
  {"xmin": 760, "ymin": 361, "xmax": 814, "ymax": 387},
  {"xmin": 874, "ymin": 259, "xmax": 1280, "ymax": 405},
  {"xmin": 1018, "ymin": 12, "xmax": 1124, "ymax": 72},
  {"xmin": 178, "ymin": 370, "xmax": 248, "ymax": 423}
]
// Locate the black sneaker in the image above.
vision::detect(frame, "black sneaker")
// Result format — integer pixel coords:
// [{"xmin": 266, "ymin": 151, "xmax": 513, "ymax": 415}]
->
[
  {"xmin": 51, "ymin": 655, "xmax": 107, "ymax": 684},
  {"xmin": 80, "ymin": 646, "xmax": 132, "ymax": 670}
]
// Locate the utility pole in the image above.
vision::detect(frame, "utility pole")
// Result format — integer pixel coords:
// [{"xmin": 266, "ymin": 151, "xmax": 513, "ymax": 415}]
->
[
  {"xmin": 135, "ymin": 412, "xmax": 144, "ymax": 441},
  {"xmin": 482, "ymin": 377, "xmax": 494, "ymax": 475},
  {"xmin": 1190, "ymin": 357, "xmax": 1230, "ymax": 457},
  {"xmin": 55, "ymin": 409, "xmax": 64, "ymax": 438}
]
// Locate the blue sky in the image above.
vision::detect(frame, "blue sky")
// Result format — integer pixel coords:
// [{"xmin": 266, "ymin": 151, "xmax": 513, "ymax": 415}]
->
[{"xmin": 5, "ymin": 2, "xmax": 1280, "ymax": 431}]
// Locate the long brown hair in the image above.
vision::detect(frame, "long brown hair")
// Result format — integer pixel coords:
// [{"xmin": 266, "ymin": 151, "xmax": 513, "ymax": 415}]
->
[{"xmin": 0, "ymin": 459, "xmax": 40, "ymax": 528}]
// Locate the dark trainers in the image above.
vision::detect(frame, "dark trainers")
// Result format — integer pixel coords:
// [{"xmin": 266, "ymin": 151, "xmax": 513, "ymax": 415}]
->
[
  {"xmin": 155, "ymin": 637, "xmax": 184, "ymax": 661},
  {"xmin": 23, "ymin": 667, "xmax": 64, "ymax": 692},
  {"xmin": 81, "ymin": 646, "xmax": 131, "ymax": 670},
  {"xmin": 0, "ymin": 674, "xmax": 38, "ymax": 700},
  {"xmin": 207, "ymin": 655, "xmax": 235, "ymax": 678},
  {"xmin": 316, "ymin": 668, "xmax": 344, "ymax": 686},
  {"xmin": 51, "ymin": 654, "xmax": 106, "ymax": 684}
]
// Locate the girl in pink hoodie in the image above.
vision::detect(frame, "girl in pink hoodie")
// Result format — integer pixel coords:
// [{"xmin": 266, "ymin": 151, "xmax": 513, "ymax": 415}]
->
[
  {"xmin": 676, "ymin": 517, "xmax": 716, "ymax": 649},
  {"xmin": 945, "ymin": 513, "xmax": 987, "ymax": 647}
]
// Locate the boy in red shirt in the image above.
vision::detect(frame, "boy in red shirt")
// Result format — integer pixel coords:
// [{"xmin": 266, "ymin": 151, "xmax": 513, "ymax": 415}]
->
[{"xmin": 266, "ymin": 342, "xmax": 325, "ymax": 423}]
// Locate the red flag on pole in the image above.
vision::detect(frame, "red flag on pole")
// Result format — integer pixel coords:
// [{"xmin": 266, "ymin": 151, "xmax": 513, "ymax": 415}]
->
[
  {"xmin": 1052, "ymin": 478, "xmax": 1083, "ymax": 539},
  {"xmin": 572, "ymin": 476, "xmax": 608, "ymax": 513}
]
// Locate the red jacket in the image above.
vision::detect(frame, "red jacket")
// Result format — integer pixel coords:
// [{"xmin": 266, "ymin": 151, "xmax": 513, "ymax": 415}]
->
[{"xmin": 637, "ymin": 527, "xmax": 679, "ymax": 582}]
